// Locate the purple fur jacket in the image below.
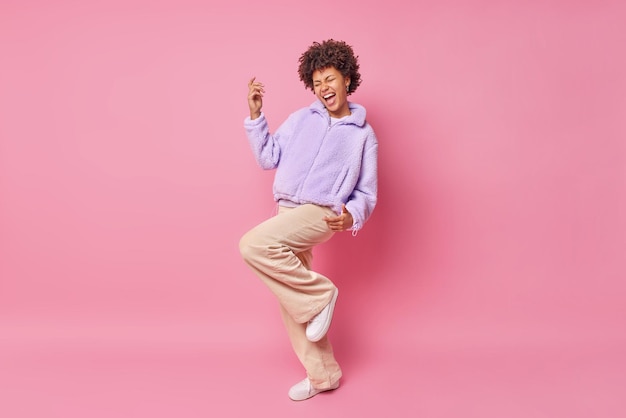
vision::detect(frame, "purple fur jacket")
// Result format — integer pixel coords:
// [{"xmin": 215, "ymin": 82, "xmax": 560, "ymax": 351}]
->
[{"xmin": 244, "ymin": 100, "xmax": 378, "ymax": 232}]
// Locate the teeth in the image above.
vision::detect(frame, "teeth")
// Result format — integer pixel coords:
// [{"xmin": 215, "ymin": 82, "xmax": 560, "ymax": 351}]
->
[{"xmin": 324, "ymin": 93, "xmax": 334, "ymax": 99}]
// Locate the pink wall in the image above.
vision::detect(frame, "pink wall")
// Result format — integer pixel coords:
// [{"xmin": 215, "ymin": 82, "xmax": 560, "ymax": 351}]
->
[{"xmin": 1, "ymin": 1, "xmax": 625, "ymax": 416}]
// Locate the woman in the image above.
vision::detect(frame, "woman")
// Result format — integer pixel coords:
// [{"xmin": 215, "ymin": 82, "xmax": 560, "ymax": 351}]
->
[{"xmin": 239, "ymin": 39, "xmax": 378, "ymax": 401}]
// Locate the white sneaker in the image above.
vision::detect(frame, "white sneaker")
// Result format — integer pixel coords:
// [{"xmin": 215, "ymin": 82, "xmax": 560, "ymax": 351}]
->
[
  {"xmin": 288, "ymin": 378, "xmax": 340, "ymax": 401},
  {"xmin": 305, "ymin": 288, "xmax": 339, "ymax": 342}
]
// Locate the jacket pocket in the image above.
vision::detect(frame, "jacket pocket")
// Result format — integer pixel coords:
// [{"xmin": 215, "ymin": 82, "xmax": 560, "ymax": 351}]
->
[{"xmin": 331, "ymin": 167, "xmax": 349, "ymax": 195}]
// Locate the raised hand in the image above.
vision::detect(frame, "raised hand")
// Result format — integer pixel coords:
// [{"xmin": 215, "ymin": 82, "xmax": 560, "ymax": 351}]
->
[{"xmin": 248, "ymin": 77, "xmax": 265, "ymax": 120}]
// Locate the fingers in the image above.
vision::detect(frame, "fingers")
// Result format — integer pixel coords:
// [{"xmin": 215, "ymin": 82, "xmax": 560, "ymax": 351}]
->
[
  {"xmin": 248, "ymin": 89, "xmax": 263, "ymax": 101},
  {"xmin": 323, "ymin": 211, "xmax": 346, "ymax": 223},
  {"xmin": 327, "ymin": 222, "xmax": 345, "ymax": 231},
  {"xmin": 323, "ymin": 205, "xmax": 352, "ymax": 231},
  {"xmin": 248, "ymin": 77, "xmax": 262, "ymax": 88},
  {"xmin": 323, "ymin": 215, "xmax": 346, "ymax": 231},
  {"xmin": 248, "ymin": 77, "xmax": 265, "ymax": 95},
  {"xmin": 247, "ymin": 77, "xmax": 264, "ymax": 118}
]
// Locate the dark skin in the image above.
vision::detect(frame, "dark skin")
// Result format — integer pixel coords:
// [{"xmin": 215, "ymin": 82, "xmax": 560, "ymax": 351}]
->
[{"xmin": 247, "ymin": 77, "xmax": 354, "ymax": 231}]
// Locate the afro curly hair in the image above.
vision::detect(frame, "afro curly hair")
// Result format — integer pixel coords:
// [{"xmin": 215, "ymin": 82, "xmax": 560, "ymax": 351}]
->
[{"xmin": 298, "ymin": 39, "xmax": 362, "ymax": 95}]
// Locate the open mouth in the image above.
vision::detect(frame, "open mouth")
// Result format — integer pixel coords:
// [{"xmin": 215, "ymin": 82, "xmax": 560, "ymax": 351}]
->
[{"xmin": 323, "ymin": 93, "xmax": 336, "ymax": 106}]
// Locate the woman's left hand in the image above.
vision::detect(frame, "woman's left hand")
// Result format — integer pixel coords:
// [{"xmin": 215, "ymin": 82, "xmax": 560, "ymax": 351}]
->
[{"xmin": 323, "ymin": 204, "xmax": 354, "ymax": 231}]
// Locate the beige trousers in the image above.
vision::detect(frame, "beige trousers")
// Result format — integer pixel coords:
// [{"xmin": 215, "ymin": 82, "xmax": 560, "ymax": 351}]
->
[{"xmin": 239, "ymin": 204, "xmax": 342, "ymax": 389}]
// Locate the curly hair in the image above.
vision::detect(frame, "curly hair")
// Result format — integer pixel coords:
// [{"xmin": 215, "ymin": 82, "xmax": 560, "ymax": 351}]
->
[{"xmin": 298, "ymin": 39, "xmax": 362, "ymax": 95}]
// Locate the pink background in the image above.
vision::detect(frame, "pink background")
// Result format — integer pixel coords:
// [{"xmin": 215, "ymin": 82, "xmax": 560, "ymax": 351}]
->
[{"xmin": 1, "ymin": 1, "xmax": 625, "ymax": 417}]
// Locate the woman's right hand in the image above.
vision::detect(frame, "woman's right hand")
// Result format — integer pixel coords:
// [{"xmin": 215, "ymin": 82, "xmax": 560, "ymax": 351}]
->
[{"xmin": 248, "ymin": 77, "xmax": 264, "ymax": 120}]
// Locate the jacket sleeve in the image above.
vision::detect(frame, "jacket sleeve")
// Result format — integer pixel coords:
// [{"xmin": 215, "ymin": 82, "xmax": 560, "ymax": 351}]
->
[
  {"xmin": 243, "ymin": 113, "xmax": 284, "ymax": 170},
  {"xmin": 345, "ymin": 132, "xmax": 378, "ymax": 232}
]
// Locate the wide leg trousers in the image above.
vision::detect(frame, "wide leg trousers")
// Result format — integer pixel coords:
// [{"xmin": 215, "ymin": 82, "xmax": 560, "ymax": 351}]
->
[{"xmin": 239, "ymin": 204, "xmax": 342, "ymax": 389}]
